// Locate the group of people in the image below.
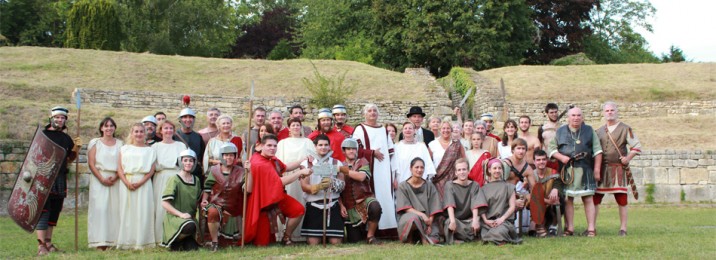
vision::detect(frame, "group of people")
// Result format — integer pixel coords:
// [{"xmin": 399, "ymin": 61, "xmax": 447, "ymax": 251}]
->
[{"xmin": 33, "ymin": 99, "xmax": 641, "ymax": 255}]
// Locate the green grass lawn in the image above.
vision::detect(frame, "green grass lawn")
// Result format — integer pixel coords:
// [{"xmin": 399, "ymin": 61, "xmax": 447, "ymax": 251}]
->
[{"xmin": 1, "ymin": 205, "xmax": 714, "ymax": 259}]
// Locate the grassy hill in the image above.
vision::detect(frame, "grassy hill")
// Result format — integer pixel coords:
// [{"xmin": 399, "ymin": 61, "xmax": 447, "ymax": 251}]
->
[
  {"xmin": 477, "ymin": 63, "xmax": 716, "ymax": 102},
  {"xmin": 0, "ymin": 47, "xmax": 713, "ymax": 149}
]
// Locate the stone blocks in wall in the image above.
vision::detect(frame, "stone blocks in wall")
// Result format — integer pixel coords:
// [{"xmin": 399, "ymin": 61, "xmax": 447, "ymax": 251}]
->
[{"xmin": 680, "ymin": 168, "xmax": 709, "ymax": 185}]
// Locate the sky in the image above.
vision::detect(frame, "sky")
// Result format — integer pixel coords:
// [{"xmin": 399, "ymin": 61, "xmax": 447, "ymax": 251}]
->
[{"xmin": 638, "ymin": 0, "xmax": 716, "ymax": 62}]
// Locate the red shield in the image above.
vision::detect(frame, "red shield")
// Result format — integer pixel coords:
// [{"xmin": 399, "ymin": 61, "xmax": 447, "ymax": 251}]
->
[
  {"xmin": 6, "ymin": 126, "xmax": 67, "ymax": 232},
  {"xmin": 530, "ymin": 182, "xmax": 546, "ymax": 225}
]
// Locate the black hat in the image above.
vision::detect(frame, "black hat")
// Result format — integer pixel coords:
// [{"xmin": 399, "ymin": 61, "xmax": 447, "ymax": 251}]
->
[{"xmin": 406, "ymin": 106, "xmax": 426, "ymax": 118}]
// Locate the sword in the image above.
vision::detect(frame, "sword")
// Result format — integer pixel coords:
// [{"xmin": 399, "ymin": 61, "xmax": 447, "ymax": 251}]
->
[{"xmin": 556, "ymin": 205, "xmax": 563, "ymax": 237}]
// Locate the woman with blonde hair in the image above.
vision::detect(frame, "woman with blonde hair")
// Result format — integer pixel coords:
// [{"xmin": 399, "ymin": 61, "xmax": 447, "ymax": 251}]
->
[
  {"xmin": 151, "ymin": 120, "xmax": 187, "ymax": 244},
  {"xmin": 116, "ymin": 123, "xmax": 158, "ymax": 249}
]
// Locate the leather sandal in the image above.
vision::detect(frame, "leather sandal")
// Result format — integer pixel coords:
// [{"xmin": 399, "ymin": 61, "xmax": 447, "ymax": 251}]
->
[
  {"xmin": 586, "ymin": 230, "xmax": 597, "ymax": 237},
  {"xmin": 535, "ymin": 227, "xmax": 548, "ymax": 238},
  {"xmin": 619, "ymin": 230, "xmax": 627, "ymax": 236},
  {"xmin": 37, "ymin": 244, "xmax": 49, "ymax": 256},
  {"xmin": 367, "ymin": 236, "xmax": 383, "ymax": 245},
  {"xmin": 281, "ymin": 234, "xmax": 294, "ymax": 246},
  {"xmin": 47, "ymin": 244, "xmax": 62, "ymax": 253},
  {"xmin": 562, "ymin": 230, "xmax": 574, "ymax": 237}
]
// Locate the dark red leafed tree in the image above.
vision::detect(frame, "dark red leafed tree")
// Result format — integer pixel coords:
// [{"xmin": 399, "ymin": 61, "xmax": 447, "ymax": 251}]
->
[{"xmin": 525, "ymin": 0, "xmax": 597, "ymax": 64}]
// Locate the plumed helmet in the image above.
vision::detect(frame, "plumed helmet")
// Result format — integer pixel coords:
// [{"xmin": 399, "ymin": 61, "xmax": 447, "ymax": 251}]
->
[
  {"xmin": 142, "ymin": 115, "xmax": 158, "ymax": 125},
  {"xmin": 341, "ymin": 138, "xmax": 359, "ymax": 149},
  {"xmin": 50, "ymin": 106, "xmax": 69, "ymax": 117},
  {"xmin": 178, "ymin": 107, "xmax": 196, "ymax": 118},
  {"xmin": 332, "ymin": 104, "xmax": 347, "ymax": 114},
  {"xmin": 317, "ymin": 108, "xmax": 333, "ymax": 120},
  {"xmin": 219, "ymin": 142, "xmax": 238, "ymax": 155}
]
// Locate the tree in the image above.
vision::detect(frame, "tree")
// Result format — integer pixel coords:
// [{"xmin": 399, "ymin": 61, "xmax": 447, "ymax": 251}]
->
[
  {"xmin": 227, "ymin": 6, "xmax": 296, "ymax": 59},
  {"xmin": 525, "ymin": 0, "xmax": 597, "ymax": 64},
  {"xmin": 583, "ymin": 0, "xmax": 659, "ymax": 63},
  {"xmin": 117, "ymin": 0, "xmax": 238, "ymax": 57},
  {"xmin": 661, "ymin": 45, "xmax": 686, "ymax": 63},
  {"xmin": 65, "ymin": 0, "xmax": 123, "ymax": 51},
  {"xmin": 0, "ymin": 0, "xmax": 70, "ymax": 47}
]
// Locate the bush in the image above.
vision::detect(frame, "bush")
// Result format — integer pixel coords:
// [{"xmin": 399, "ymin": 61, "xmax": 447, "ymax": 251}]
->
[
  {"xmin": 65, "ymin": 0, "xmax": 123, "ymax": 51},
  {"xmin": 442, "ymin": 67, "xmax": 476, "ymax": 119},
  {"xmin": 302, "ymin": 61, "xmax": 355, "ymax": 109},
  {"xmin": 267, "ymin": 39, "xmax": 296, "ymax": 60},
  {"xmin": 550, "ymin": 53, "xmax": 596, "ymax": 65}
]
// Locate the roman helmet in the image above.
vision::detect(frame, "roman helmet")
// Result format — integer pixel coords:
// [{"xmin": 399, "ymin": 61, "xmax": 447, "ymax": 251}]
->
[
  {"xmin": 219, "ymin": 142, "xmax": 238, "ymax": 166},
  {"xmin": 49, "ymin": 106, "xmax": 69, "ymax": 129},
  {"xmin": 177, "ymin": 149, "xmax": 198, "ymax": 172},
  {"xmin": 142, "ymin": 115, "xmax": 158, "ymax": 126},
  {"xmin": 341, "ymin": 138, "xmax": 359, "ymax": 150},
  {"xmin": 331, "ymin": 104, "xmax": 347, "ymax": 115},
  {"xmin": 178, "ymin": 107, "xmax": 196, "ymax": 128}
]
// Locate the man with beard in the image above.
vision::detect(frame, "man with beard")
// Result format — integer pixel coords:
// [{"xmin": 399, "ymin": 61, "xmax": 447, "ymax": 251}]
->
[
  {"xmin": 35, "ymin": 106, "xmax": 81, "ymax": 256},
  {"xmin": 517, "ymin": 115, "xmax": 541, "ymax": 167},
  {"xmin": 308, "ymin": 108, "xmax": 347, "ymax": 161},
  {"xmin": 480, "ymin": 113, "xmax": 501, "ymax": 142},
  {"xmin": 332, "ymin": 104, "xmax": 354, "ymax": 138},
  {"xmin": 176, "ymin": 107, "xmax": 206, "ymax": 184},
  {"xmin": 475, "ymin": 120, "xmax": 499, "ymax": 158},
  {"xmin": 198, "ymin": 108, "xmax": 221, "ymax": 144},
  {"xmin": 398, "ymin": 106, "xmax": 435, "ymax": 146},
  {"xmin": 594, "ymin": 101, "xmax": 641, "ymax": 236},
  {"xmin": 142, "ymin": 115, "xmax": 161, "ymax": 145},
  {"xmin": 269, "ymin": 110, "xmax": 289, "ymax": 141},
  {"xmin": 289, "ymin": 105, "xmax": 313, "ymax": 137},
  {"xmin": 548, "ymin": 107, "xmax": 602, "ymax": 237}
]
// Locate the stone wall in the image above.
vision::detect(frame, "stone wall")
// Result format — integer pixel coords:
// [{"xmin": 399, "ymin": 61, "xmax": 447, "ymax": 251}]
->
[
  {"xmin": 1, "ymin": 137, "xmax": 713, "ymax": 215},
  {"xmin": 470, "ymin": 73, "xmax": 716, "ymax": 122},
  {"xmin": 76, "ymin": 69, "xmax": 453, "ymax": 125}
]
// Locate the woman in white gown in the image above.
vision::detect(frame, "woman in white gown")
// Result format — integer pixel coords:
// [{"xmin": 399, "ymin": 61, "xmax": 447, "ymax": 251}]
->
[
  {"xmin": 428, "ymin": 121, "xmax": 453, "ymax": 167},
  {"xmin": 151, "ymin": 120, "xmax": 186, "ymax": 243},
  {"xmin": 87, "ymin": 117, "xmax": 123, "ymax": 250},
  {"xmin": 117, "ymin": 123, "xmax": 158, "ymax": 249},
  {"xmin": 392, "ymin": 122, "xmax": 435, "ymax": 184},
  {"xmin": 202, "ymin": 115, "xmax": 243, "ymax": 174},
  {"xmin": 276, "ymin": 118, "xmax": 315, "ymax": 241},
  {"xmin": 498, "ymin": 120, "xmax": 518, "ymax": 159}
]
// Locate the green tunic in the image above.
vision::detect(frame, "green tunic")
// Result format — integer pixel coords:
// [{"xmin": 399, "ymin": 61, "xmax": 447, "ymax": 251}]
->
[
  {"xmin": 161, "ymin": 174, "xmax": 200, "ymax": 247},
  {"xmin": 443, "ymin": 181, "xmax": 480, "ymax": 244}
]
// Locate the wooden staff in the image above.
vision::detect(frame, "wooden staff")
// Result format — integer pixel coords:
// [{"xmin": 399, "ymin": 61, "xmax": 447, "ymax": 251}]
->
[
  {"xmin": 241, "ymin": 81, "xmax": 254, "ymax": 247},
  {"xmin": 73, "ymin": 90, "xmax": 81, "ymax": 251}
]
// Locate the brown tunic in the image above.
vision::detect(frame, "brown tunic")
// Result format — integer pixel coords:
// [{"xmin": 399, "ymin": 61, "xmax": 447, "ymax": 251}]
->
[
  {"xmin": 396, "ymin": 179, "xmax": 443, "ymax": 242},
  {"xmin": 443, "ymin": 181, "xmax": 480, "ymax": 244},
  {"xmin": 476, "ymin": 181, "xmax": 519, "ymax": 245}
]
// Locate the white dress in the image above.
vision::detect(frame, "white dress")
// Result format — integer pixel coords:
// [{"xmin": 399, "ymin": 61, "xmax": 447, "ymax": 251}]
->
[
  {"xmin": 276, "ymin": 137, "xmax": 315, "ymax": 241},
  {"xmin": 87, "ymin": 138, "xmax": 123, "ymax": 248},
  {"xmin": 498, "ymin": 142, "xmax": 512, "ymax": 159},
  {"xmin": 117, "ymin": 145, "xmax": 157, "ymax": 250},
  {"xmin": 151, "ymin": 141, "xmax": 186, "ymax": 243},
  {"xmin": 392, "ymin": 141, "xmax": 436, "ymax": 183},
  {"xmin": 352, "ymin": 124, "xmax": 396, "ymax": 230},
  {"xmin": 428, "ymin": 139, "xmax": 451, "ymax": 167}
]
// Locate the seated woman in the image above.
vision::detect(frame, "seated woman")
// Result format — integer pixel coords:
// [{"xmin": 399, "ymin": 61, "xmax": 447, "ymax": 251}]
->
[
  {"xmin": 396, "ymin": 158, "xmax": 442, "ymax": 245},
  {"xmin": 443, "ymin": 158, "xmax": 481, "ymax": 244},
  {"xmin": 476, "ymin": 158, "xmax": 521, "ymax": 245},
  {"xmin": 161, "ymin": 149, "xmax": 201, "ymax": 251}
]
